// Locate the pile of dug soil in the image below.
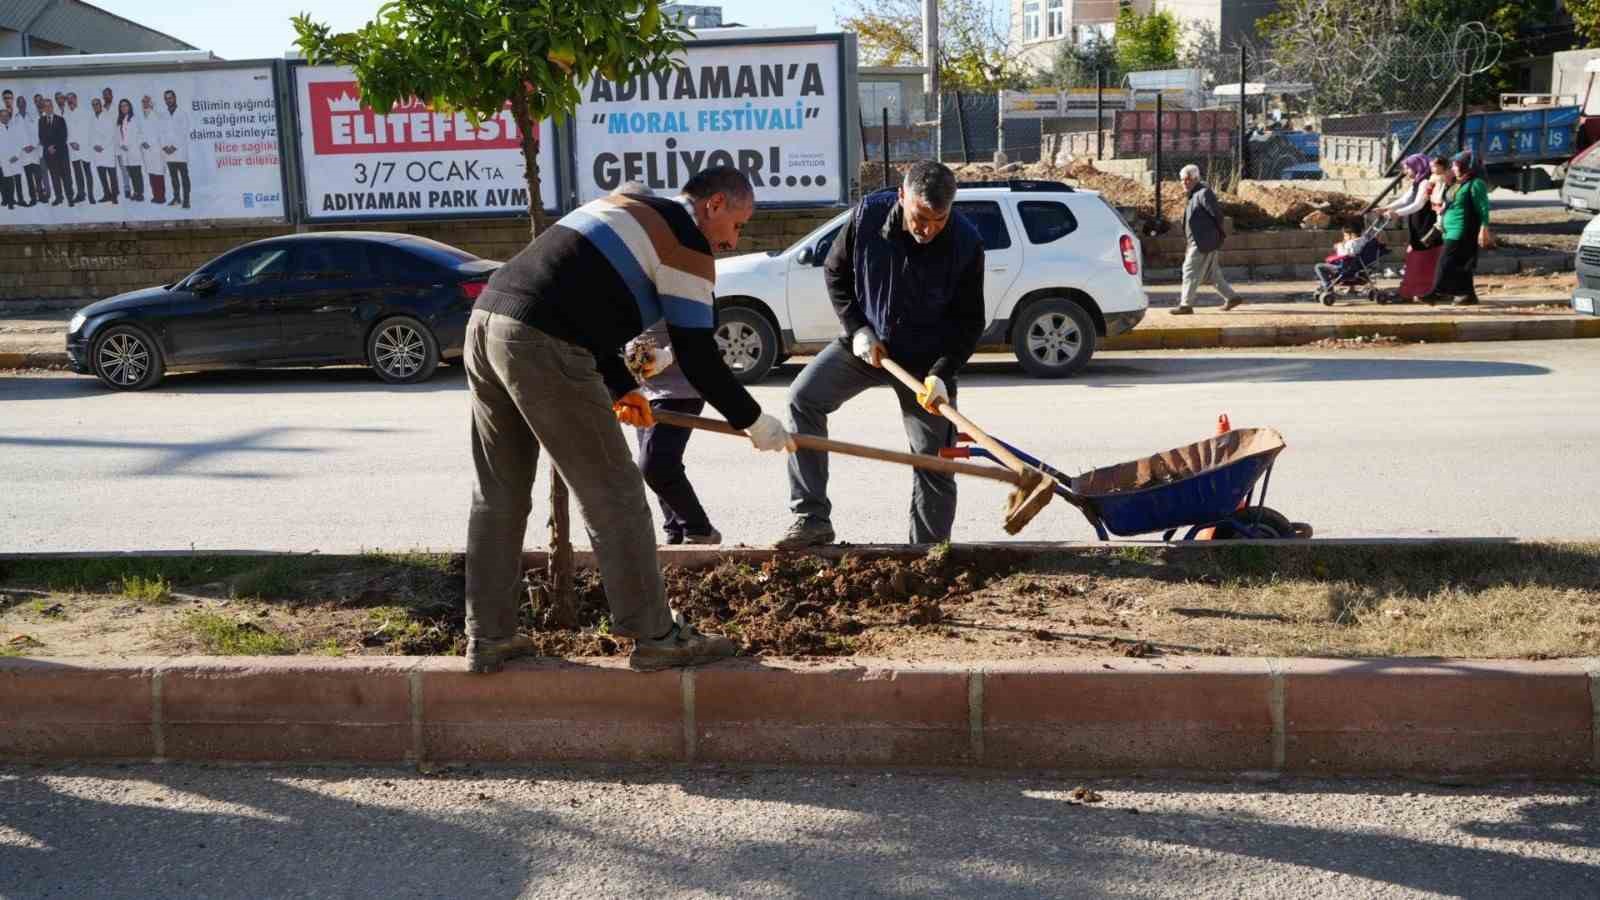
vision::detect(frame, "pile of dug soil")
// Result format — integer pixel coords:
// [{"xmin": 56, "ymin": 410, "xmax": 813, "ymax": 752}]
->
[
  {"xmin": 861, "ymin": 158, "xmax": 1369, "ymax": 233},
  {"xmin": 521, "ymin": 548, "xmax": 1018, "ymax": 658}
]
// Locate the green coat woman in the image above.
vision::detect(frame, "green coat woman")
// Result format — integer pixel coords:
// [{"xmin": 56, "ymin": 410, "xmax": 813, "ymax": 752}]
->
[{"xmin": 1430, "ymin": 149, "xmax": 1492, "ymax": 306}]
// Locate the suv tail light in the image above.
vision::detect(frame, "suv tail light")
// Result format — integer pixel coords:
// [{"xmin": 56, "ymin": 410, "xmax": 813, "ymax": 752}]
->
[
  {"xmin": 459, "ymin": 280, "xmax": 487, "ymax": 301},
  {"xmin": 1119, "ymin": 234, "xmax": 1139, "ymax": 275}
]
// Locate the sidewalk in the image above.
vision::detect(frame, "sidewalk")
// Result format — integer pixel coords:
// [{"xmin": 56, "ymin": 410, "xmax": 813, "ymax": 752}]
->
[{"xmin": 1109, "ymin": 278, "xmax": 1598, "ymax": 350}]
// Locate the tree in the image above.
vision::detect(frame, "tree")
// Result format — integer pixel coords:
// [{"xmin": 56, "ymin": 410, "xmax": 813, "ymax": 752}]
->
[
  {"xmin": 1177, "ymin": 20, "xmax": 1258, "ymax": 89},
  {"xmin": 1113, "ymin": 8, "xmax": 1180, "ymax": 73},
  {"xmin": 1051, "ymin": 32, "xmax": 1119, "ymax": 90},
  {"xmin": 293, "ymin": 1, "xmax": 687, "ymax": 235},
  {"xmin": 293, "ymin": 1, "xmax": 689, "ymax": 621},
  {"xmin": 1574, "ymin": 0, "xmax": 1600, "ymax": 47},
  {"xmin": 1258, "ymin": 0, "xmax": 1563, "ymax": 115},
  {"xmin": 837, "ymin": 0, "xmax": 1031, "ymax": 91}
]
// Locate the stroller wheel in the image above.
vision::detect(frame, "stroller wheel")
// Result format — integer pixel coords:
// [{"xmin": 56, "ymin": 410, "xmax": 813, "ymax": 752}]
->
[{"xmin": 1320, "ymin": 293, "xmax": 1336, "ymax": 307}]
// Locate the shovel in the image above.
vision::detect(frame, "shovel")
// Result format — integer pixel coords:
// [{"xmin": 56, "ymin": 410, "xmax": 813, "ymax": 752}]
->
[
  {"xmin": 878, "ymin": 357, "xmax": 1056, "ymax": 533},
  {"xmin": 649, "ymin": 409, "xmax": 1054, "ymax": 535}
]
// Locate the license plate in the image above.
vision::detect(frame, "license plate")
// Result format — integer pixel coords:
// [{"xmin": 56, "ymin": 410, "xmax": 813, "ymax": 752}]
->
[
  {"xmin": 1577, "ymin": 295, "xmax": 1596, "ymax": 314},
  {"xmin": 1572, "ymin": 197, "xmax": 1589, "ymax": 210}
]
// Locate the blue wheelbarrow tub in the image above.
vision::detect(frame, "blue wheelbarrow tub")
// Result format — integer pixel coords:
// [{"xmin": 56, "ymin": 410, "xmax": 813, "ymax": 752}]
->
[{"xmin": 1071, "ymin": 428, "xmax": 1287, "ymax": 537}]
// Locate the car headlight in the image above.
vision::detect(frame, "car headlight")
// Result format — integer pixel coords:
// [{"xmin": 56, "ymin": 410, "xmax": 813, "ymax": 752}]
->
[{"xmin": 67, "ymin": 313, "xmax": 86, "ymax": 334}]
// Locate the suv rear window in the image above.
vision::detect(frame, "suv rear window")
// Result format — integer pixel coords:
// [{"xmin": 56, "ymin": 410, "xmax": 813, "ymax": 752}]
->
[
  {"xmin": 1018, "ymin": 201, "xmax": 1079, "ymax": 244},
  {"xmin": 953, "ymin": 201, "xmax": 1011, "ymax": 250}
]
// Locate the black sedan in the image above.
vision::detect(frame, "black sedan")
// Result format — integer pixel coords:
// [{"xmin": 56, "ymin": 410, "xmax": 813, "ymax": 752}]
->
[{"xmin": 66, "ymin": 232, "xmax": 500, "ymax": 390}]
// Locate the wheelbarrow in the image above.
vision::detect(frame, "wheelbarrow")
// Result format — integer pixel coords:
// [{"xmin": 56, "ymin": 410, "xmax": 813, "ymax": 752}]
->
[{"xmin": 941, "ymin": 426, "xmax": 1311, "ymax": 542}]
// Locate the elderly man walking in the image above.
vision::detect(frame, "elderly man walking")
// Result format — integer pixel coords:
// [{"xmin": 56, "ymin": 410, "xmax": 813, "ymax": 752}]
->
[
  {"xmin": 463, "ymin": 166, "xmax": 794, "ymax": 673},
  {"xmin": 1171, "ymin": 164, "xmax": 1243, "ymax": 315},
  {"xmin": 776, "ymin": 160, "xmax": 985, "ymax": 548}
]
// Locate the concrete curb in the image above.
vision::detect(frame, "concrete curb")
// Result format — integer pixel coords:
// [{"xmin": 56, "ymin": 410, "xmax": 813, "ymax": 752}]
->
[
  {"xmin": 0, "ymin": 350, "xmax": 67, "ymax": 369},
  {"xmin": 2, "ymin": 656, "xmax": 1594, "ymax": 775},
  {"xmin": 1104, "ymin": 316, "xmax": 1600, "ymax": 351}
]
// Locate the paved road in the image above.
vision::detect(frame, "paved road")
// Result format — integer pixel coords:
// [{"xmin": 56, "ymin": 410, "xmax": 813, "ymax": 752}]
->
[
  {"xmin": 2, "ymin": 764, "xmax": 1596, "ymax": 899},
  {"xmin": 3, "ymin": 340, "xmax": 1600, "ymax": 552}
]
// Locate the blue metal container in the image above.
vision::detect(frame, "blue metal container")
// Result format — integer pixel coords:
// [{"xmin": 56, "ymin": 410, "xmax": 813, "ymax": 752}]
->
[{"xmin": 1389, "ymin": 107, "xmax": 1581, "ymax": 165}]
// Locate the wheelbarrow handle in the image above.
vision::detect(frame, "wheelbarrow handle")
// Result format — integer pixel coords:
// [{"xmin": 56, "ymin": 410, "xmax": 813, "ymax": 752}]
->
[{"xmin": 879, "ymin": 358, "xmax": 1037, "ymax": 479}]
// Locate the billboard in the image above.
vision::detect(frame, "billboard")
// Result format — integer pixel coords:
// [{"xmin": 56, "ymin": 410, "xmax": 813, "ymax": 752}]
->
[
  {"xmin": 0, "ymin": 65, "xmax": 285, "ymax": 226},
  {"xmin": 293, "ymin": 65, "xmax": 559, "ymax": 221},
  {"xmin": 571, "ymin": 36, "xmax": 847, "ymax": 205}
]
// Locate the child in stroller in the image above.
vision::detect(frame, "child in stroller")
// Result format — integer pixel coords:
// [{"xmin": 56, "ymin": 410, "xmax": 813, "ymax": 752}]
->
[{"xmin": 1314, "ymin": 217, "xmax": 1390, "ymax": 306}]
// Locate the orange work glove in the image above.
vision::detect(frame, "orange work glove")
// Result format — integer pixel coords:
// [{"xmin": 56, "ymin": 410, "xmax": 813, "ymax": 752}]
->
[{"xmin": 612, "ymin": 391, "xmax": 654, "ymax": 428}]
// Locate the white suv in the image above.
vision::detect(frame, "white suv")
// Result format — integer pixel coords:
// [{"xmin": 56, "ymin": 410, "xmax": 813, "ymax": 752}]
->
[{"xmin": 712, "ymin": 180, "xmax": 1148, "ymax": 382}]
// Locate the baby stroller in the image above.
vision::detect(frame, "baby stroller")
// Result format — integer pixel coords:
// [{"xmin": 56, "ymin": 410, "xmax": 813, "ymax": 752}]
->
[{"xmin": 1313, "ymin": 215, "xmax": 1391, "ymax": 306}]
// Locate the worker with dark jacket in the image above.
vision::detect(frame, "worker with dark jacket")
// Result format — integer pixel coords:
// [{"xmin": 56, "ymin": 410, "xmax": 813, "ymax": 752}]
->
[
  {"xmin": 463, "ymin": 166, "xmax": 794, "ymax": 674},
  {"xmin": 777, "ymin": 160, "xmax": 985, "ymax": 548}
]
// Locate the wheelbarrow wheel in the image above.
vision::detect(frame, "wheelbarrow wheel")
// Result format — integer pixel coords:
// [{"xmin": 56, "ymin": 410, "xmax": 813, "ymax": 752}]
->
[{"xmin": 1212, "ymin": 506, "xmax": 1297, "ymax": 540}]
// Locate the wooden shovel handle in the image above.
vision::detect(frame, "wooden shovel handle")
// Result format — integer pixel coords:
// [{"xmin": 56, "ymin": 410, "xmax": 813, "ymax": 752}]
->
[
  {"xmin": 650, "ymin": 409, "xmax": 1022, "ymax": 487},
  {"xmin": 879, "ymin": 357, "xmax": 1034, "ymax": 478}
]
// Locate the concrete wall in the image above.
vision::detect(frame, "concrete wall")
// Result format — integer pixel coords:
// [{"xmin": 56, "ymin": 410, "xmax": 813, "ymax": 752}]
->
[{"xmin": 0, "ymin": 208, "xmax": 843, "ymax": 303}]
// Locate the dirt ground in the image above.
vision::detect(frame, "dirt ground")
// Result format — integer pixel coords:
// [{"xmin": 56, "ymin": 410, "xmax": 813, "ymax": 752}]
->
[{"xmin": 4, "ymin": 544, "xmax": 1597, "ymax": 662}]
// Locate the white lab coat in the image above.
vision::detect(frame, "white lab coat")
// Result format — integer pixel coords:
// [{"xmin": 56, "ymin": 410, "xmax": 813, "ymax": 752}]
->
[
  {"xmin": 0, "ymin": 121, "xmax": 18, "ymax": 173},
  {"xmin": 65, "ymin": 104, "xmax": 88, "ymax": 160},
  {"xmin": 162, "ymin": 105, "xmax": 190, "ymax": 164},
  {"xmin": 14, "ymin": 111, "xmax": 39, "ymax": 165},
  {"xmin": 90, "ymin": 111, "xmax": 117, "ymax": 168},
  {"xmin": 138, "ymin": 108, "xmax": 164, "ymax": 173},
  {"xmin": 117, "ymin": 114, "xmax": 142, "ymax": 170}
]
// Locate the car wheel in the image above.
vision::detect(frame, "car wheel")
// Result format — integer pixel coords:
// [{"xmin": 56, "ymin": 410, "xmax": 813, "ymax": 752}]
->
[
  {"xmin": 368, "ymin": 316, "xmax": 440, "ymax": 384},
  {"xmin": 92, "ymin": 324, "xmax": 164, "ymax": 391},
  {"xmin": 715, "ymin": 306, "xmax": 779, "ymax": 384},
  {"xmin": 1011, "ymin": 297, "xmax": 1097, "ymax": 379}
]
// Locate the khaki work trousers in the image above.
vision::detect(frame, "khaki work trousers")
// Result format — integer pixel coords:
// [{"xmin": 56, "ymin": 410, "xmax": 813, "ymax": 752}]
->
[{"xmin": 463, "ymin": 310, "xmax": 673, "ymax": 641}]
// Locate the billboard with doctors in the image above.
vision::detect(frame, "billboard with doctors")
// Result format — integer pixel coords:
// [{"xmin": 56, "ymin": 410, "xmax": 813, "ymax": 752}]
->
[{"xmin": 0, "ymin": 64, "xmax": 285, "ymax": 226}]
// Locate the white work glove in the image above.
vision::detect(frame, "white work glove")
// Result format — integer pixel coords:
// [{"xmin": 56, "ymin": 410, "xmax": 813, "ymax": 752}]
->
[
  {"xmin": 916, "ymin": 375, "xmax": 949, "ymax": 413},
  {"xmin": 851, "ymin": 326, "xmax": 884, "ymax": 367},
  {"xmin": 746, "ymin": 413, "xmax": 796, "ymax": 452},
  {"xmin": 638, "ymin": 342, "xmax": 674, "ymax": 379}
]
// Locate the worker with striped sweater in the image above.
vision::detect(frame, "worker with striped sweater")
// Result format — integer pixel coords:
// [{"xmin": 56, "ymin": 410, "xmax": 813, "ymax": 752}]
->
[{"xmin": 463, "ymin": 166, "xmax": 793, "ymax": 674}]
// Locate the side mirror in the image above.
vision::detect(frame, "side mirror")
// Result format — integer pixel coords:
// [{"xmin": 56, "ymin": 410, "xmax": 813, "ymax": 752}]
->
[
  {"xmin": 797, "ymin": 246, "xmax": 814, "ymax": 266},
  {"xmin": 190, "ymin": 273, "xmax": 219, "ymax": 295}
]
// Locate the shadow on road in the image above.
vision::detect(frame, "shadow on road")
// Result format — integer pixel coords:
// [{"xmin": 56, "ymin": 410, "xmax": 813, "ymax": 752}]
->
[
  {"xmin": 7, "ymin": 762, "xmax": 1591, "ymax": 898},
  {"xmin": 0, "ymin": 365, "xmax": 468, "ymax": 402},
  {"xmin": 0, "ymin": 426, "xmax": 407, "ymax": 479}
]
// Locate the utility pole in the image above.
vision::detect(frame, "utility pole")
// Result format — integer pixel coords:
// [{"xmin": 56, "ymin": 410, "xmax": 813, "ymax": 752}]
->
[{"xmin": 923, "ymin": 0, "xmax": 940, "ymax": 160}]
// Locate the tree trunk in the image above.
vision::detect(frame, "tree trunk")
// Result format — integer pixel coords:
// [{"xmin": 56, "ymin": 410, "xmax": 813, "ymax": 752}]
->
[{"xmin": 512, "ymin": 91, "xmax": 574, "ymax": 628}]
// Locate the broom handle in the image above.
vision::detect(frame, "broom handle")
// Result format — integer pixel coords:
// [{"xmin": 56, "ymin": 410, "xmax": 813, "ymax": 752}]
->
[
  {"xmin": 879, "ymin": 358, "xmax": 1034, "ymax": 478},
  {"xmin": 651, "ymin": 409, "xmax": 1021, "ymax": 486}
]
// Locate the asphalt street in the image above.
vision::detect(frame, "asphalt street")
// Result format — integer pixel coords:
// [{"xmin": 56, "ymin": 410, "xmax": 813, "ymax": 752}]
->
[
  {"xmin": 2, "ymin": 764, "xmax": 1596, "ymax": 899},
  {"xmin": 3, "ymin": 339, "xmax": 1599, "ymax": 552}
]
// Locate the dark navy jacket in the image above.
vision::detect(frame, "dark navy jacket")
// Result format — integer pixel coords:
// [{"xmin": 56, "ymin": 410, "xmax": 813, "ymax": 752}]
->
[{"xmin": 823, "ymin": 190, "xmax": 985, "ymax": 379}]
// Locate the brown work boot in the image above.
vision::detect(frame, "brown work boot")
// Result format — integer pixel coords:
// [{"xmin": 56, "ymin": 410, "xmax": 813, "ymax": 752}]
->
[
  {"xmin": 629, "ymin": 621, "xmax": 737, "ymax": 671},
  {"xmin": 465, "ymin": 634, "xmax": 536, "ymax": 673}
]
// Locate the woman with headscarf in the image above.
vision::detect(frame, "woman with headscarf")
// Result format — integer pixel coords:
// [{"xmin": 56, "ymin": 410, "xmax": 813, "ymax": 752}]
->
[
  {"xmin": 1376, "ymin": 153, "xmax": 1443, "ymax": 302},
  {"xmin": 1430, "ymin": 149, "xmax": 1493, "ymax": 307}
]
